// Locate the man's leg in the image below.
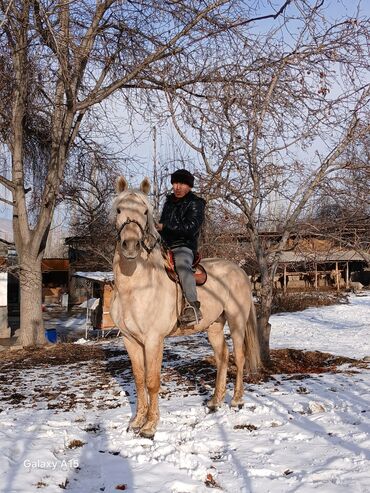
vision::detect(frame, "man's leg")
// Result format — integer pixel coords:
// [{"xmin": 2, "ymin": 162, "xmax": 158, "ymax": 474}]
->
[
  {"xmin": 172, "ymin": 247, "xmax": 202, "ymax": 325},
  {"xmin": 173, "ymin": 247, "xmax": 197, "ymax": 302}
]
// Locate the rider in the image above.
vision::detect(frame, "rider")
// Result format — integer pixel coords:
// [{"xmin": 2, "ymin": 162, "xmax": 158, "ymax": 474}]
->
[{"xmin": 156, "ymin": 169, "xmax": 206, "ymax": 326}]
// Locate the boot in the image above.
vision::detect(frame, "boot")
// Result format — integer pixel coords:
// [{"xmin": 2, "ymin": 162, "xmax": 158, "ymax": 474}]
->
[{"xmin": 179, "ymin": 301, "xmax": 202, "ymax": 326}]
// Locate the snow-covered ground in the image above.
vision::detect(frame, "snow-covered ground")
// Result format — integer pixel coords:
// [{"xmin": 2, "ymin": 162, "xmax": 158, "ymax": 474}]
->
[{"xmin": 0, "ymin": 294, "xmax": 369, "ymax": 493}]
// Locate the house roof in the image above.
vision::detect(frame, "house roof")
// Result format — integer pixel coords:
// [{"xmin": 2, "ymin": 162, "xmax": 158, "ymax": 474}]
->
[
  {"xmin": 277, "ymin": 249, "xmax": 367, "ymax": 263},
  {"xmin": 74, "ymin": 271, "xmax": 114, "ymax": 283}
]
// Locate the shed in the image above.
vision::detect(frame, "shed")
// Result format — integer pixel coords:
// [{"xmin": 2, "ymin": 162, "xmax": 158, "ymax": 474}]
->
[
  {"xmin": 73, "ymin": 272, "xmax": 116, "ymax": 334},
  {"xmin": 276, "ymin": 249, "xmax": 368, "ymax": 291}
]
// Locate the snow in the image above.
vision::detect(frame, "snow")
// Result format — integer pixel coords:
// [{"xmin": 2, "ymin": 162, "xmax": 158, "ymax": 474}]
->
[
  {"xmin": 270, "ymin": 295, "xmax": 370, "ymax": 358},
  {"xmin": 1, "ymin": 294, "xmax": 369, "ymax": 492},
  {"xmin": 74, "ymin": 272, "xmax": 114, "ymax": 283}
]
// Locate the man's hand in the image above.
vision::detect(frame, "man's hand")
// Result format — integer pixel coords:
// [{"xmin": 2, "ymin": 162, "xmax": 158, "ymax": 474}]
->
[{"xmin": 155, "ymin": 223, "xmax": 164, "ymax": 232}]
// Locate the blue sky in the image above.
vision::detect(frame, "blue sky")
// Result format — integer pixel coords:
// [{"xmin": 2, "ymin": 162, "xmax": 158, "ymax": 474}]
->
[{"xmin": 0, "ymin": 0, "xmax": 368, "ymax": 220}]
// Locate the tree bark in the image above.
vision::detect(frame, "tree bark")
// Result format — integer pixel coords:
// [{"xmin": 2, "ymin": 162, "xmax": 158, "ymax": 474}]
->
[
  {"xmin": 258, "ymin": 283, "xmax": 274, "ymax": 366},
  {"xmin": 17, "ymin": 252, "xmax": 45, "ymax": 346},
  {"xmin": 258, "ymin": 316, "xmax": 271, "ymax": 365}
]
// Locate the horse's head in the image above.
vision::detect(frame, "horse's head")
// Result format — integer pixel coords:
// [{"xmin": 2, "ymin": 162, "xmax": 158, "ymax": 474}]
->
[{"xmin": 113, "ymin": 176, "xmax": 159, "ymax": 260}]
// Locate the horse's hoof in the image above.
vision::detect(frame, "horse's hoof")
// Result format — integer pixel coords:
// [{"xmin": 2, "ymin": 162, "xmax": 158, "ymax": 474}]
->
[
  {"xmin": 230, "ymin": 400, "xmax": 244, "ymax": 409},
  {"xmin": 127, "ymin": 425, "xmax": 141, "ymax": 434},
  {"xmin": 205, "ymin": 401, "xmax": 221, "ymax": 413},
  {"xmin": 139, "ymin": 429, "xmax": 155, "ymax": 440}
]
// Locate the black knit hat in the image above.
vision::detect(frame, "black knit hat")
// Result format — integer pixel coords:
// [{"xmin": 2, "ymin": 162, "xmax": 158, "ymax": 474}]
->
[{"xmin": 170, "ymin": 169, "xmax": 194, "ymax": 187}]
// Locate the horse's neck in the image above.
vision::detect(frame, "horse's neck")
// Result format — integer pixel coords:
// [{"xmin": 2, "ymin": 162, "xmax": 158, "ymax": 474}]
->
[{"xmin": 114, "ymin": 246, "xmax": 167, "ymax": 286}]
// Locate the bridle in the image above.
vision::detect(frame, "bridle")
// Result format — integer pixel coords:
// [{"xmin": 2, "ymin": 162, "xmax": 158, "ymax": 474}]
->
[{"xmin": 117, "ymin": 217, "xmax": 160, "ymax": 255}]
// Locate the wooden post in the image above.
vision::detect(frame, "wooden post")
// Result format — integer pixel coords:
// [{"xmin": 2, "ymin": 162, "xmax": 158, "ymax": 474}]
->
[
  {"xmin": 102, "ymin": 283, "xmax": 115, "ymax": 329},
  {"xmin": 314, "ymin": 263, "xmax": 318, "ymax": 290},
  {"xmin": 335, "ymin": 261, "xmax": 339, "ymax": 291},
  {"xmin": 283, "ymin": 264, "xmax": 287, "ymax": 294},
  {"xmin": 346, "ymin": 261, "xmax": 349, "ymax": 289}
]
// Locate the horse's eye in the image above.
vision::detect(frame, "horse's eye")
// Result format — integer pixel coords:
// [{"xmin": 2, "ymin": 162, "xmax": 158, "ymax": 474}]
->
[{"xmin": 117, "ymin": 208, "xmax": 121, "ymax": 214}]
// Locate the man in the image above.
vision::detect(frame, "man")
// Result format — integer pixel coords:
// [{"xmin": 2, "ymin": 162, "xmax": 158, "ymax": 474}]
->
[{"xmin": 156, "ymin": 169, "xmax": 206, "ymax": 326}]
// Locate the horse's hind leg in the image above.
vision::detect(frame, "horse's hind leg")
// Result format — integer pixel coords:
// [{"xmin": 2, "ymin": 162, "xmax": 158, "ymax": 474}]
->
[
  {"xmin": 206, "ymin": 318, "xmax": 228, "ymax": 410},
  {"xmin": 123, "ymin": 335, "xmax": 148, "ymax": 433},
  {"xmin": 139, "ymin": 337, "xmax": 164, "ymax": 439},
  {"xmin": 228, "ymin": 316, "xmax": 247, "ymax": 407}
]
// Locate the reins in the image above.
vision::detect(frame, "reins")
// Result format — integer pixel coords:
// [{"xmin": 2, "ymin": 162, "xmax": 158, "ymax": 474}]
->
[{"xmin": 117, "ymin": 217, "xmax": 160, "ymax": 255}]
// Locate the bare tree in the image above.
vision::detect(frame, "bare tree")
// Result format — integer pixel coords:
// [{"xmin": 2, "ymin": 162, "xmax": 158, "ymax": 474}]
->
[
  {"xmin": 0, "ymin": 0, "xmax": 294, "ymax": 346},
  {"xmin": 166, "ymin": 3, "xmax": 370, "ymax": 362},
  {"xmin": 61, "ymin": 146, "xmax": 120, "ymax": 268},
  {"xmin": 305, "ymin": 128, "xmax": 370, "ymax": 263}
]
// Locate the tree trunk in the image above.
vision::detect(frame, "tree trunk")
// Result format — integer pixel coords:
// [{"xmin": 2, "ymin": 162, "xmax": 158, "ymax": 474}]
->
[
  {"xmin": 258, "ymin": 315, "xmax": 271, "ymax": 365},
  {"xmin": 258, "ymin": 278, "xmax": 274, "ymax": 366},
  {"xmin": 17, "ymin": 253, "xmax": 46, "ymax": 347}
]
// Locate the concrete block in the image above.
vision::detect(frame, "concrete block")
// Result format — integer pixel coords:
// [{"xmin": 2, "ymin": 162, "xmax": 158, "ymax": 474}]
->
[
  {"xmin": 0, "ymin": 306, "xmax": 9, "ymax": 336},
  {"xmin": 0, "ymin": 326, "xmax": 11, "ymax": 338}
]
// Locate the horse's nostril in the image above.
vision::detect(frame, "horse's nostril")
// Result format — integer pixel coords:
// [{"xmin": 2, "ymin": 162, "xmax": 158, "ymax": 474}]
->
[
  {"xmin": 136, "ymin": 241, "xmax": 140, "ymax": 249},
  {"xmin": 121, "ymin": 240, "xmax": 127, "ymax": 248}
]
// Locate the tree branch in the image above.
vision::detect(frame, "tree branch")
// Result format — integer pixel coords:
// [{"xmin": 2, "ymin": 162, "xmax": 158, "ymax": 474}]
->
[
  {"xmin": 0, "ymin": 175, "xmax": 15, "ymax": 192},
  {"xmin": 76, "ymin": 0, "xmax": 230, "ymax": 110}
]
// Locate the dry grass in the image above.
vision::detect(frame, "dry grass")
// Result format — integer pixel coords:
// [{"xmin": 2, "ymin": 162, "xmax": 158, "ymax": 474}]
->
[{"xmin": 272, "ymin": 292, "xmax": 348, "ymax": 313}]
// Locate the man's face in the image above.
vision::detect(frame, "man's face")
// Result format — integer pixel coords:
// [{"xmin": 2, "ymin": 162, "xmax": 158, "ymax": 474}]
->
[{"xmin": 172, "ymin": 182, "xmax": 191, "ymax": 198}]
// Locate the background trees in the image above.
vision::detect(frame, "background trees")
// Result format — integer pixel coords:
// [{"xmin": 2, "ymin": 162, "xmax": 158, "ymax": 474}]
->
[
  {"xmin": 0, "ymin": 0, "xmax": 368, "ymax": 359},
  {"xmin": 60, "ymin": 146, "xmax": 120, "ymax": 269},
  {"xmin": 165, "ymin": 3, "xmax": 370, "ymax": 362},
  {"xmin": 0, "ymin": 0, "xmax": 293, "ymax": 346}
]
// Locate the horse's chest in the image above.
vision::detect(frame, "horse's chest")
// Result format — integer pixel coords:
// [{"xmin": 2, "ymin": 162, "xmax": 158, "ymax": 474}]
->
[{"xmin": 117, "ymin": 289, "xmax": 156, "ymax": 329}]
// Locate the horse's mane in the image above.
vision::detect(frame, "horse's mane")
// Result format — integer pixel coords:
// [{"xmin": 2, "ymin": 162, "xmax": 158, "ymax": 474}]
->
[{"xmin": 111, "ymin": 189, "xmax": 160, "ymax": 243}]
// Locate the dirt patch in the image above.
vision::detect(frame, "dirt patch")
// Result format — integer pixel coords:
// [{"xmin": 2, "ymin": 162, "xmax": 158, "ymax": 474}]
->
[
  {"xmin": 230, "ymin": 348, "xmax": 366, "ymax": 382},
  {"xmin": 0, "ymin": 343, "xmax": 107, "ymax": 370},
  {"xmin": 0, "ymin": 344, "xmax": 131, "ymax": 412},
  {"xmin": 0, "ymin": 343, "xmax": 366, "ymax": 377},
  {"xmin": 169, "ymin": 348, "xmax": 366, "ymax": 387},
  {"xmin": 269, "ymin": 348, "xmax": 358, "ymax": 374}
]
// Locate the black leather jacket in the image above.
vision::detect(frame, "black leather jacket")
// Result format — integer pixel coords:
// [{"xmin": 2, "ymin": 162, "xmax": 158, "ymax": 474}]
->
[{"xmin": 159, "ymin": 192, "xmax": 206, "ymax": 255}]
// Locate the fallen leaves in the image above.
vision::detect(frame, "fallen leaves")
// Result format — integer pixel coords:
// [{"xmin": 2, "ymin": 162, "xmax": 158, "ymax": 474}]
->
[
  {"xmin": 205, "ymin": 473, "xmax": 221, "ymax": 488},
  {"xmin": 67, "ymin": 439, "xmax": 85, "ymax": 449}
]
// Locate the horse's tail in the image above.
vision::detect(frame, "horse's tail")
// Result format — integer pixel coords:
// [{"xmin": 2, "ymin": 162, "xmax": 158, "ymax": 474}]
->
[{"xmin": 244, "ymin": 299, "xmax": 261, "ymax": 374}]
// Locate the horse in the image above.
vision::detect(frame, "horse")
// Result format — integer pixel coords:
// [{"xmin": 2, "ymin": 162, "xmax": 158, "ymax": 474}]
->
[
  {"xmin": 110, "ymin": 177, "xmax": 261, "ymax": 438},
  {"xmin": 300, "ymin": 272, "xmax": 315, "ymax": 289},
  {"xmin": 273, "ymin": 274, "xmax": 288, "ymax": 290}
]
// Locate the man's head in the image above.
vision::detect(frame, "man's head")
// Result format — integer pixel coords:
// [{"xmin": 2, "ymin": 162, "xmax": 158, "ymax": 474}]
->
[{"xmin": 170, "ymin": 169, "xmax": 194, "ymax": 198}]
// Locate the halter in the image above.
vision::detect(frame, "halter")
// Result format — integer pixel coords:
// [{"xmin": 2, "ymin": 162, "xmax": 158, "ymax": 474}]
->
[{"xmin": 117, "ymin": 217, "xmax": 160, "ymax": 255}]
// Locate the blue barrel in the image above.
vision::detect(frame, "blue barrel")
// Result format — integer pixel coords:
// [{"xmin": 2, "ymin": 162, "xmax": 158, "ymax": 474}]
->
[{"xmin": 45, "ymin": 328, "xmax": 57, "ymax": 343}]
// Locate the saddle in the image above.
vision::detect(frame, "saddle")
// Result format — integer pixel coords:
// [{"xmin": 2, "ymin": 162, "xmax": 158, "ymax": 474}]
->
[{"xmin": 163, "ymin": 249, "xmax": 207, "ymax": 286}]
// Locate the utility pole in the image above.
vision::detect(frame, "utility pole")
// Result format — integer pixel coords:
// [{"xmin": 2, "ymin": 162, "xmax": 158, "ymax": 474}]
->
[{"xmin": 152, "ymin": 126, "xmax": 159, "ymax": 217}]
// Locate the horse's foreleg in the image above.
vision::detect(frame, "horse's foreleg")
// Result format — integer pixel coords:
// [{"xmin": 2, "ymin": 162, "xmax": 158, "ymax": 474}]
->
[
  {"xmin": 139, "ymin": 338, "xmax": 164, "ymax": 439},
  {"xmin": 123, "ymin": 335, "xmax": 148, "ymax": 433},
  {"xmin": 207, "ymin": 320, "xmax": 228, "ymax": 410}
]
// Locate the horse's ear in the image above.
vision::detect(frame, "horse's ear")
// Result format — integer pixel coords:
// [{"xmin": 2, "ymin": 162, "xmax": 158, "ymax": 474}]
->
[
  {"xmin": 140, "ymin": 177, "xmax": 150, "ymax": 195},
  {"xmin": 116, "ymin": 176, "xmax": 128, "ymax": 193}
]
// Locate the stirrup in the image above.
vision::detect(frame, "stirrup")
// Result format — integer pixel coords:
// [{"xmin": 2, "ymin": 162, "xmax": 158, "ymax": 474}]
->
[{"xmin": 179, "ymin": 302, "xmax": 202, "ymax": 326}]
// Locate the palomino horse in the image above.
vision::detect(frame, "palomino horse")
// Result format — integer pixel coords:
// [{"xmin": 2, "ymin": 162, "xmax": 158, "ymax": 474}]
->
[{"xmin": 110, "ymin": 177, "xmax": 261, "ymax": 438}]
